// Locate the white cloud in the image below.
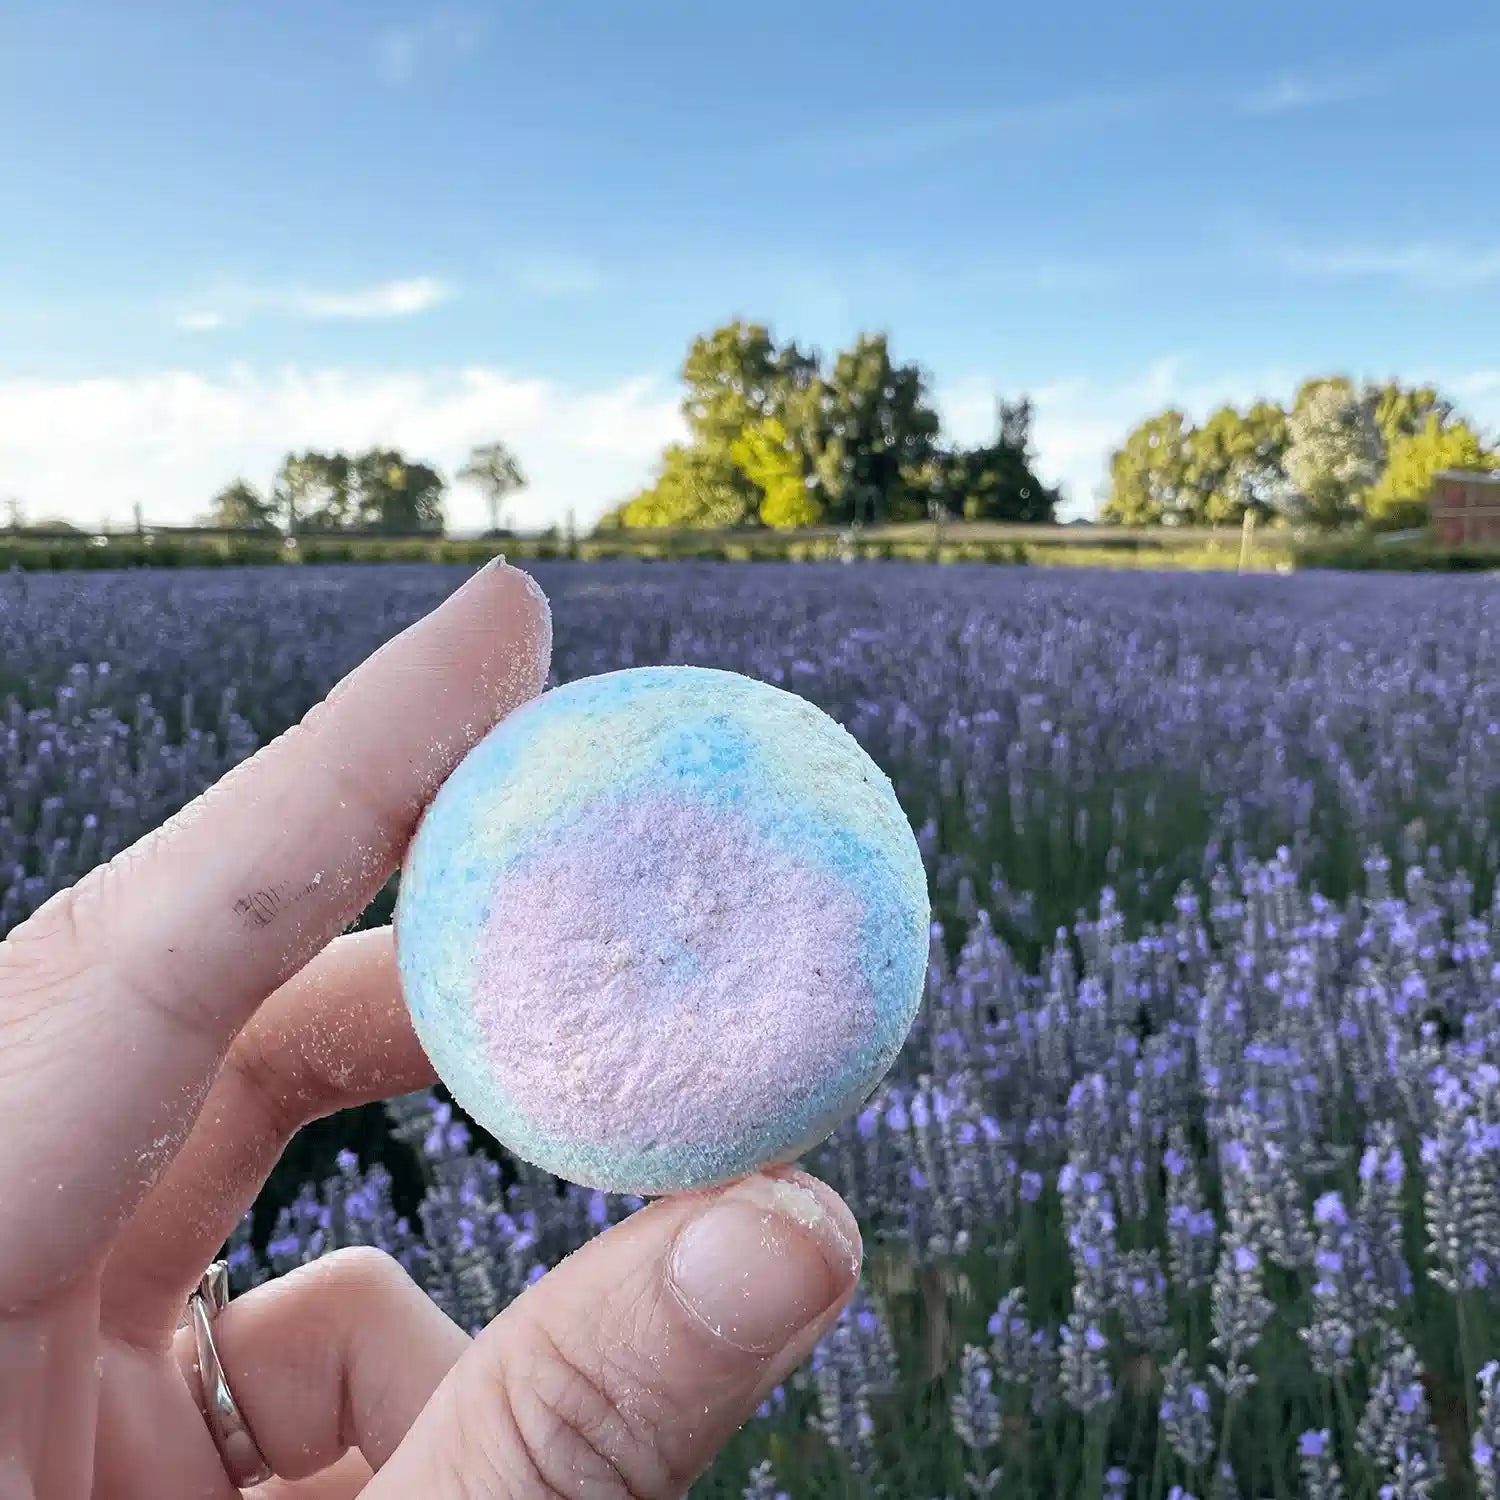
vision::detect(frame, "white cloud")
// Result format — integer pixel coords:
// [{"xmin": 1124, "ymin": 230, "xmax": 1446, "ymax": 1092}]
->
[
  {"xmin": 0, "ymin": 366, "xmax": 683, "ymax": 532},
  {"xmin": 294, "ymin": 276, "xmax": 452, "ymax": 320},
  {"xmin": 175, "ymin": 310, "xmax": 228, "ymax": 334},
  {"xmin": 374, "ymin": 11, "xmax": 490, "ymax": 86},
  {"xmin": 1275, "ymin": 239, "xmax": 1500, "ymax": 288},
  {"xmin": 167, "ymin": 276, "xmax": 453, "ymax": 330}
]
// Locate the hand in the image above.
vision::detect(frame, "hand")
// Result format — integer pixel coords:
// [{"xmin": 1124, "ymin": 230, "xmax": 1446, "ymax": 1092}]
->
[{"xmin": 0, "ymin": 561, "xmax": 862, "ymax": 1499}]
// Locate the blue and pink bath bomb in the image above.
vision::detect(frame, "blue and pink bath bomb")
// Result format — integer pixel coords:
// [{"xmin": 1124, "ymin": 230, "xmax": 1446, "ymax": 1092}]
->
[{"xmin": 395, "ymin": 665, "xmax": 929, "ymax": 1195}]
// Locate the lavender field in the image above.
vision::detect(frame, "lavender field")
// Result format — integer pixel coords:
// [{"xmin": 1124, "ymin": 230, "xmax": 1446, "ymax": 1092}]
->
[{"xmin": 7, "ymin": 561, "xmax": 1500, "ymax": 1499}]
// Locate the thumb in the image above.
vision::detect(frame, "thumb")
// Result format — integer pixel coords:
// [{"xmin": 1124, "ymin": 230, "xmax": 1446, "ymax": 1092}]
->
[{"xmin": 364, "ymin": 1169, "xmax": 861, "ymax": 1499}]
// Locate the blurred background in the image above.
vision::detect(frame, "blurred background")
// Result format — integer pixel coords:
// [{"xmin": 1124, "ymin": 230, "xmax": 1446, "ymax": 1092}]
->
[{"xmin": 4, "ymin": 1, "xmax": 1499, "ymax": 551}]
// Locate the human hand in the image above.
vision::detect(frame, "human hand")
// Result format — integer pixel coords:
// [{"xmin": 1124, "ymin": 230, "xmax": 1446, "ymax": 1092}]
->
[{"xmin": 0, "ymin": 560, "xmax": 862, "ymax": 1499}]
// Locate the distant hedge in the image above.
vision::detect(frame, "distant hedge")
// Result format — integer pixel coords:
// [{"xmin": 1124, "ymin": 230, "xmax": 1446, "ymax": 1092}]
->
[{"xmin": 0, "ymin": 528, "xmax": 1490, "ymax": 573}]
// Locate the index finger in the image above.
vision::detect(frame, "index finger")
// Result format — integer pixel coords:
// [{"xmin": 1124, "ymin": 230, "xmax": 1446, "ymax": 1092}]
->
[{"xmin": 0, "ymin": 560, "xmax": 550, "ymax": 1302}]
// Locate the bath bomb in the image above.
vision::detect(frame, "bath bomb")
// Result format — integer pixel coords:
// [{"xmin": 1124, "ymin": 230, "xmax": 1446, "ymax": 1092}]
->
[{"xmin": 394, "ymin": 665, "xmax": 929, "ymax": 1194}]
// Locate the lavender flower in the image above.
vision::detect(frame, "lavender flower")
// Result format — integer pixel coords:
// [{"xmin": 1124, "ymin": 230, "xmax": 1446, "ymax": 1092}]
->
[
  {"xmin": 1299, "ymin": 1429, "xmax": 1345, "ymax": 1500},
  {"xmin": 742, "ymin": 1460, "xmax": 789, "ymax": 1500},
  {"xmin": 1159, "ymin": 1351, "xmax": 1214, "ymax": 1470},
  {"xmin": 1209, "ymin": 1213, "xmax": 1272, "ymax": 1398},
  {"xmin": 1164, "ymin": 1127, "xmax": 1218, "ymax": 1294},
  {"xmin": 950, "ymin": 1344, "xmax": 1002, "ymax": 1451},
  {"xmin": 1116, "ymin": 1248, "xmax": 1171, "ymax": 1351},
  {"xmin": 1475, "ymin": 1361, "xmax": 1500, "ymax": 1500},
  {"xmin": 1059, "ymin": 1297, "xmax": 1113, "ymax": 1415},
  {"xmin": 987, "ymin": 1288, "xmax": 1033, "ymax": 1386},
  {"xmin": 1357, "ymin": 1120, "xmax": 1413, "ymax": 1309},
  {"xmin": 1355, "ymin": 1335, "xmax": 1440, "ymax": 1489}
]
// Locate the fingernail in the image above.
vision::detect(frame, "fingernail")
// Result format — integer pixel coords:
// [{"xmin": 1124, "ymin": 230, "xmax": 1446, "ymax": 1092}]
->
[{"xmin": 667, "ymin": 1173, "xmax": 860, "ymax": 1354}]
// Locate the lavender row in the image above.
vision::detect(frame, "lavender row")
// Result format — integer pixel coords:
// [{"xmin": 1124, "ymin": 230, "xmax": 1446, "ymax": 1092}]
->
[{"xmin": 6, "ymin": 563, "xmax": 1500, "ymax": 940}]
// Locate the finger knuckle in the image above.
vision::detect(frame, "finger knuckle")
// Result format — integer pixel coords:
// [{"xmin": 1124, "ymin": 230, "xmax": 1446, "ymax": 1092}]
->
[
  {"xmin": 0, "ymin": 880, "xmax": 92, "ymax": 1002},
  {"xmin": 453, "ymin": 1322, "xmax": 676, "ymax": 1500},
  {"xmin": 315, "ymin": 1244, "xmax": 415, "ymax": 1303}
]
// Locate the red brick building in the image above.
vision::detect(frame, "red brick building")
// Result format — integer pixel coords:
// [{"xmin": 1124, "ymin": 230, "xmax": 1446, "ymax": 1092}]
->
[{"xmin": 1430, "ymin": 470, "xmax": 1500, "ymax": 546}]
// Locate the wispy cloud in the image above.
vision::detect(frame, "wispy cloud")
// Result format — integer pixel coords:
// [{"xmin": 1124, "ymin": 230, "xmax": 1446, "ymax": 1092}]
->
[
  {"xmin": 1238, "ymin": 31, "xmax": 1500, "ymax": 116},
  {"xmin": 1239, "ymin": 68, "xmax": 1376, "ymax": 115},
  {"xmin": 1274, "ymin": 239, "xmax": 1500, "ymax": 287},
  {"xmin": 507, "ymin": 255, "xmax": 605, "ymax": 299},
  {"xmin": 798, "ymin": 91, "xmax": 1150, "ymax": 168},
  {"xmin": 295, "ymin": 276, "xmax": 452, "ymax": 319},
  {"xmin": 175, "ymin": 310, "xmax": 228, "ymax": 334},
  {"xmin": 170, "ymin": 276, "xmax": 453, "ymax": 331},
  {"xmin": 374, "ymin": 10, "xmax": 490, "ymax": 86}
]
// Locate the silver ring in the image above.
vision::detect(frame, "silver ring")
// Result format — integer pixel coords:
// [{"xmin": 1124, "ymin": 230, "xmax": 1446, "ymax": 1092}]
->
[{"xmin": 186, "ymin": 1260, "xmax": 274, "ymax": 1489}]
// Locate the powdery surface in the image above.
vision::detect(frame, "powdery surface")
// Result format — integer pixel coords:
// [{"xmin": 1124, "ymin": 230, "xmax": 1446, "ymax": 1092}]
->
[{"xmin": 473, "ymin": 793, "xmax": 875, "ymax": 1152}]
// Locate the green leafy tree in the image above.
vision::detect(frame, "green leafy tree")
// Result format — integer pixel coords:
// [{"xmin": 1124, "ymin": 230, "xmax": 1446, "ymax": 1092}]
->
[
  {"xmin": 1285, "ymin": 378, "xmax": 1382, "ymax": 526},
  {"xmin": 730, "ymin": 417, "xmax": 823, "ymax": 529},
  {"xmin": 1186, "ymin": 403, "xmax": 1291, "ymax": 524},
  {"xmin": 675, "ymin": 320, "xmax": 823, "ymax": 520},
  {"xmin": 1103, "ymin": 410, "xmax": 1195, "ymax": 524},
  {"xmin": 809, "ymin": 333, "xmax": 940, "ymax": 525},
  {"xmin": 1366, "ymin": 415, "xmax": 1498, "ymax": 528},
  {"xmin": 680, "ymin": 321, "xmax": 820, "ymax": 443},
  {"xmin": 621, "ymin": 444, "xmax": 751, "ymax": 528},
  {"xmin": 1369, "ymin": 381, "xmax": 1451, "ymax": 451},
  {"xmin": 275, "ymin": 452, "xmax": 354, "ymax": 534},
  {"xmin": 458, "ymin": 441, "xmax": 526, "ymax": 535},
  {"xmin": 205, "ymin": 480, "xmax": 280, "ymax": 533},
  {"xmin": 351, "ymin": 449, "xmax": 445, "ymax": 534},
  {"xmin": 926, "ymin": 398, "xmax": 1058, "ymax": 522}
]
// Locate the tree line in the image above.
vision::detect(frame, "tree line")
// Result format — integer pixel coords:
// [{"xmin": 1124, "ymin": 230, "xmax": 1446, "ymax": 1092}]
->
[
  {"xmin": 6, "ymin": 328, "xmax": 1493, "ymax": 540},
  {"xmin": 599, "ymin": 320, "xmax": 1058, "ymax": 531},
  {"xmin": 1103, "ymin": 378, "xmax": 1498, "ymax": 530},
  {"xmin": 205, "ymin": 442, "xmax": 527, "ymax": 536}
]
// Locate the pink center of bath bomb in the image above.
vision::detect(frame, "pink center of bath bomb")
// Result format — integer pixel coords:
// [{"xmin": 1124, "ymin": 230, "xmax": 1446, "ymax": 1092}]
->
[{"xmin": 473, "ymin": 796, "xmax": 874, "ymax": 1150}]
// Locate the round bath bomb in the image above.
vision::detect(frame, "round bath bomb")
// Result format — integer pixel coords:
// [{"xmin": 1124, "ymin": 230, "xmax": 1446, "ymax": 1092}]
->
[{"xmin": 395, "ymin": 665, "xmax": 929, "ymax": 1194}]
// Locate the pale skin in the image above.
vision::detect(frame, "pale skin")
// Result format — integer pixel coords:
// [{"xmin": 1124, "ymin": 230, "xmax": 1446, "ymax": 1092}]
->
[{"xmin": 0, "ymin": 561, "xmax": 862, "ymax": 1499}]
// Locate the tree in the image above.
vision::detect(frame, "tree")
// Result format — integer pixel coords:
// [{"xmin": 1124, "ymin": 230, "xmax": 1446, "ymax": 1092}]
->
[
  {"xmin": 206, "ymin": 480, "xmax": 280, "ymax": 533},
  {"xmin": 275, "ymin": 452, "xmax": 354, "ymax": 534},
  {"xmin": 675, "ymin": 320, "xmax": 823, "ymax": 521},
  {"xmin": 730, "ymin": 417, "xmax": 823, "ymax": 529},
  {"xmin": 620, "ymin": 444, "xmax": 752, "ymax": 528},
  {"xmin": 1103, "ymin": 410, "xmax": 1195, "ymax": 524},
  {"xmin": 458, "ymin": 441, "xmax": 526, "ymax": 535},
  {"xmin": 1366, "ymin": 414, "xmax": 1498, "ymax": 528},
  {"xmin": 1369, "ymin": 381, "xmax": 1451, "ymax": 451},
  {"xmin": 351, "ymin": 449, "xmax": 445, "ymax": 534},
  {"xmin": 808, "ymin": 333, "xmax": 941, "ymax": 525},
  {"xmin": 4, "ymin": 497, "xmax": 22, "ymax": 530},
  {"xmin": 680, "ymin": 320, "xmax": 820, "ymax": 448},
  {"xmin": 1185, "ymin": 403, "xmax": 1291, "ymax": 524},
  {"xmin": 1285, "ymin": 378, "xmax": 1382, "ymax": 527},
  {"xmin": 924, "ymin": 398, "xmax": 1058, "ymax": 522}
]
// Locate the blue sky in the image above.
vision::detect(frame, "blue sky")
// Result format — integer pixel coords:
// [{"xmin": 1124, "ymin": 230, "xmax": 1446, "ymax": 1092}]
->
[{"xmin": 3, "ymin": 0, "xmax": 1499, "ymax": 528}]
